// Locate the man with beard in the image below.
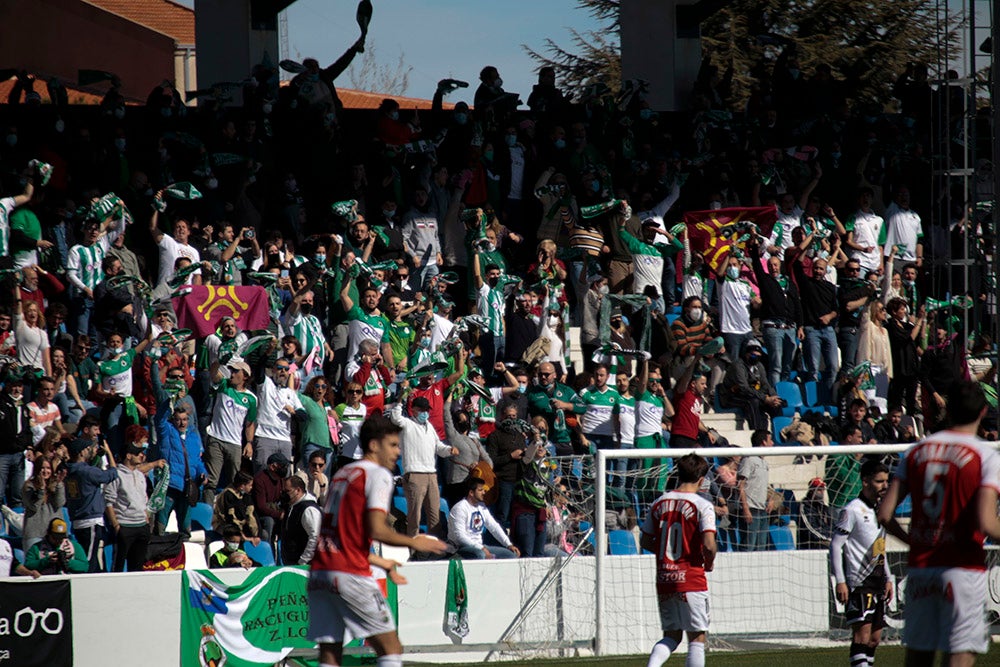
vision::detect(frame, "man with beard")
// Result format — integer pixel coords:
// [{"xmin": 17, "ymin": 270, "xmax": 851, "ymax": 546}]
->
[
  {"xmin": 830, "ymin": 459, "xmax": 892, "ymax": 667},
  {"xmin": 526, "ymin": 361, "xmax": 585, "ymax": 455}
]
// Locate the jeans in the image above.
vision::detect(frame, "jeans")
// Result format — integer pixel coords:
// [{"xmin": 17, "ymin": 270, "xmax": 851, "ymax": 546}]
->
[
  {"xmin": 588, "ymin": 434, "xmax": 626, "ymax": 488},
  {"xmin": 493, "ymin": 480, "xmax": 516, "ymax": 527},
  {"xmin": 511, "ymin": 505, "xmax": 547, "ymax": 557},
  {"xmin": 762, "ymin": 325, "xmax": 798, "ymax": 387},
  {"xmin": 738, "ymin": 508, "xmax": 770, "ymax": 552},
  {"xmin": 203, "ymin": 436, "xmax": 242, "ymax": 506},
  {"xmin": 156, "ymin": 488, "xmax": 192, "ymax": 538},
  {"xmin": 722, "ymin": 331, "xmax": 754, "ymax": 363},
  {"xmin": 72, "ymin": 292, "xmax": 95, "ymax": 339},
  {"xmin": 112, "ymin": 524, "xmax": 150, "ymax": 572},
  {"xmin": 837, "ymin": 326, "xmax": 860, "ymax": 373},
  {"xmin": 417, "ymin": 258, "xmax": 440, "ymax": 291},
  {"xmin": 0, "ymin": 452, "xmax": 25, "ymax": 507},
  {"xmin": 802, "ymin": 326, "xmax": 839, "ymax": 398},
  {"xmin": 455, "ymin": 544, "xmax": 517, "ymax": 559}
]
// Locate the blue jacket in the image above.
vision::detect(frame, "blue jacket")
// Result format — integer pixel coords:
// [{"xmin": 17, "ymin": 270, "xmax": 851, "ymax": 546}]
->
[
  {"xmin": 65, "ymin": 461, "xmax": 118, "ymax": 522},
  {"xmin": 156, "ymin": 410, "xmax": 206, "ymax": 491}
]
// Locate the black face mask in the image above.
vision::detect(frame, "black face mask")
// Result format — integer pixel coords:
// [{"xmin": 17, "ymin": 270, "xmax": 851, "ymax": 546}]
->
[
  {"xmin": 279, "ymin": 491, "xmax": 291, "ymax": 506},
  {"xmin": 300, "ymin": 304, "xmax": 313, "ymax": 316},
  {"xmin": 455, "ymin": 420, "xmax": 470, "ymax": 434},
  {"xmin": 267, "ymin": 253, "xmax": 280, "ymax": 266}
]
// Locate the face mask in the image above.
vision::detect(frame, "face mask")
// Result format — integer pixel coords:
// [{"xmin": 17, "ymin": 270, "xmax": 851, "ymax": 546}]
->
[
  {"xmin": 6, "ymin": 134, "xmax": 17, "ymax": 147},
  {"xmin": 726, "ymin": 266, "xmax": 739, "ymax": 280},
  {"xmin": 313, "ymin": 254, "xmax": 326, "ymax": 266},
  {"xmin": 554, "ymin": 138, "xmax": 566, "ymax": 149},
  {"xmin": 206, "ymin": 177, "xmax": 218, "ymax": 190},
  {"xmin": 383, "ymin": 208, "xmax": 395, "ymax": 219},
  {"xmin": 831, "ymin": 151, "xmax": 842, "ymax": 160},
  {"xmin": 903, "ymin": 279, "xmax": 915, "ymax": 287},
  {"xmin": 598, "ymin": 284, "xmax": 609, "ymax": 295},
  {"xmin": 639, "ymin": 108, "xmax": 653, "ymax": 120},
  {"xmin": 160, "ymin": 107, "xmax": 172, "ymax": 118},
  {"xmin": 225, "ymin": 541, "xmax": 241, "ymax": 551},
  {"xmin": 590, "ymin": 180, "xmax": 600, "ymax": 193},
  {"xmin": 113, "ymin": 107, "xmax": 126, "ymax": 120},
  {"xmin": 262, "ymin": 102, "xmax": 273, "ymax": 115},
  {"xmin": 300, "ymin": 304, "xmax": 313, "ymax": 316},
  {"xmin": 144, "ymin": 187, "xmax": 154, "ymax": 197},
  {"xmin": 55, "ymin": 119, "xmax": 65, "ymax": 133},
  {"xmin": 709, "ymin": 200, "xmax": 722, "ymax": 210},
  {"xmin": 548, "ymin": 315, "xmax": 560, "ymax": 327},
  {"xmin": 495, "ymin": 77, "xmax": 504, "ymax": 88},
  {"xmin": 159, "ymin": 147, "xmax": 169, "ymax": 160},
  {"xmin": 505, "ymin": 134, "xmax": 517, "ymax": 147},
  {"xmin": 415, "ymin": 411, "xmax": 430, "ymax": 425},
  {"xmin": 456, "ymin": 420, "xmax": 470, "ymax": 434},
  {"xmin": 419, "ymin": 336, "xmax": 431, "ymax": 348},
  {"xmin": 517, "ymin": 383, "xmax": 527, "ymax": 394},
  {"xmin": 454, "ymin": 112, "xmax": 468, "ymax": 125},
  {"xmin": 111, "ymin": 347, "xmax": 124, "ymax": 356},
  {"xmin": 788, "ymin": 69, "xmax": 800, "ymax": 79},
  {"xmin": 388, "ymin": 110, "xmax": 399, "ymax": 121},
  {"xmin": 483, "ymin": 149, "xmax": 494, "ymax": 161},
  {"xmin": 688, "ymin": 308, "xmax": 703, "ymax": 321}
]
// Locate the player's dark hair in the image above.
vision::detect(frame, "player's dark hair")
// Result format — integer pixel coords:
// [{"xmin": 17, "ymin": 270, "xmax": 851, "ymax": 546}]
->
[
  {"xmin": 948, "ymin": 380, "xmax": 987, "ymax": 425},
  {"xmin": 466, "ymin": 476, "xmax": 487, "ymax": 494},
  {"xmin": 860, "ymin": 459, "xmax": 888, "ymax": 480},
  {"xmin": 751, "ymin": 430, "xmax": 770, "ymax": 447},
  {"xmin": 360, "ymin": 415, "xmax": 402, "ymax": 453},
  {"xmin": 675, "ymin": 454, "xmax": 709, "ymax": 483}
]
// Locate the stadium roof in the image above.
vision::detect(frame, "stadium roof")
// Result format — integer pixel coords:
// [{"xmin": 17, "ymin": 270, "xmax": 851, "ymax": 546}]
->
[{"xmin": 83, "ymin": 0, "xmax": 196, "ymax": 45}]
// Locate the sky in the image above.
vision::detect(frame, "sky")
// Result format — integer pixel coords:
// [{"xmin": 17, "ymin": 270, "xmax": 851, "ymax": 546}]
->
[{"xmin": 180, "ymin": 0, "xmax": 605, "ymax": 101}]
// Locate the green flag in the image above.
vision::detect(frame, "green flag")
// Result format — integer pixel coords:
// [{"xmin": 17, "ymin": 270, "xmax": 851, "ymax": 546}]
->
[
  {"xmin": 181, "ymin": 567, "xmax": 313, "ymax": 667},
  {"xmin": 444, "ymin": 559, "xmax": 469, "ymax": 640}
]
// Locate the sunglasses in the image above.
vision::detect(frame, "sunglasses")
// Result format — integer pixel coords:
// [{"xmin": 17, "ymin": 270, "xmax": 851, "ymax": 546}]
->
[
  {"xmin": 347, "ymin": 389, "xmax": 362, "ymax": 394},
  {"xmin": 314, "ymin": 383, "xmax": 328, "ymax": 389},
  {"xmin": 275, "ymin": 365, "xmax": 290, "ymax": 371}
]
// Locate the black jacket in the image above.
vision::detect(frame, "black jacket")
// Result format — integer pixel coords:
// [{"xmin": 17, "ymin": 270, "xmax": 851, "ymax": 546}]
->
[
  {"xmin": 0, "ymin": 393, "xmax": 32, "ymax": 455},
  {"xmin": 281, "ymin": 497, "xmax": 320, "ymax": 566},
  {"xmin": 751, "ymin": 245, "xmax": 802, "ymax": 326}
]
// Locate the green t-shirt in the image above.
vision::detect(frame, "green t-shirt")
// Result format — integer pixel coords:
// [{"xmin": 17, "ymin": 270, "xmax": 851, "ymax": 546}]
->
[
  {"xmin": 10, "ymin": 208, "xmax": 41, "ymax": 268},
  {"xmin": 386, "ymin": 319, "xmax": 415, "ymax": 368},
  {"xmin": 526, "ymin": 383, "xmax": 585, "ymax": 444},
  {"xmin": 297, "ymin": 393, "xmax": 332, "ymax": 449}
]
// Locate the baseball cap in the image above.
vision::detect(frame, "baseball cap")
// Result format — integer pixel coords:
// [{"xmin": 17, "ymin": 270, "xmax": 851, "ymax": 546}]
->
[
  {"xmin": 49, "ymin": 518, "xmax": 68, "ymax": 535},
  {"xmin": 68, "ymin": 438, "xmax": 93, "ymax": 458},
  {"xmin": 744, "ymin": 339, "xmax": 764, "ymax": 353},
  {"xmin": 228, "ymin": 360, "xmax": 251, "ymax": 376}
]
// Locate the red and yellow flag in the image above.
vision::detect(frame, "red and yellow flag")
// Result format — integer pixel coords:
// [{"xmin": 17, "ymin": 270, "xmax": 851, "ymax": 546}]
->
[
  {"xmin": 682, "ymin": 206, "xmax": 778, "ymax": 272},
  {"xmin": 173, "ymin": 285, "xmax": 271, "ymax": 337}
]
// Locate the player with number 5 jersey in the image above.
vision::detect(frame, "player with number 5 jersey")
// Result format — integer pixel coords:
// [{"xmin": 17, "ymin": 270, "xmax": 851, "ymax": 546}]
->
[
  {"xmin": 878, "ymin": 381, "xmax": 1000, "ymax": 666},
  {"xmin": 640, "ymin": 454, "xmax": 717, "ymax": 667}
]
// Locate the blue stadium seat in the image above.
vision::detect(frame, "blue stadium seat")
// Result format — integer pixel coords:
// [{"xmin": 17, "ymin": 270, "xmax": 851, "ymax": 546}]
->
[
  {"xmin": 665, "ymin": 313, "xmax": 680, "ymax": 327},
  {"xmin": 440, "ymin": 497, "xmax": 449, "ymax": 516},
  {"xmin": 713, "ymin": 392, "xmax": 743, "ymax": 420},
  {"xmin": 13, "ymin": 548, "xmax": 24, "ymax": 563},
  {"xmin": 803, "ymin": 381, "xmax": 820, "ymax": 407},
  {"xmin": 608, "ymin": 530, "xmax": 638, "ymax": 555},
  {"xmin": 188, "ymin": 502, "xmax": 214, "ymax": 533},
  {"xmin": 895, "ymin": 496, "xmax": 912, "ymax": 517},
  {"xmin": 244, "ymin": 541, "xmax": 276, "ymax": 567},
  {"xmin": 824, "ymin": 405, "xmax": 839, "ymax": 417},
  {"xmin": 769, "ymin": 524, "xmax": 795, "ymax": 550},
  {"xmin": 775, "ymin": 381, "xmax": 804, "ymax": 417},
  {"xmin": 104, "ymin": 544, "xmax": 115, "ymax": 572},
  {"xmin": 772, "ymin": 416, "xmax": 794, "ymax": 444},
  {"xmin": 392, "ymin": 496, "xmax": 407, "ymax": 516}
]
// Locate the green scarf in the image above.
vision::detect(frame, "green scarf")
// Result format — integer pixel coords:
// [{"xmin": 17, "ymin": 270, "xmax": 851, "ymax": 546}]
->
[
  {"xmin": 444, "ymin": 559, "xmax": 470, "ymax": 640},
  {"xmin": 600, "ymin": 293, "xmax": 652, "ymax": 351},
  {"xmin": 147, "ymin": 462, "xmax": 171, "ymax": 513}
]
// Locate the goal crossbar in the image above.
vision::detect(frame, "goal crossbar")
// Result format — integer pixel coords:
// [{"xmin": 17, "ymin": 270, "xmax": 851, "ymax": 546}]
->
[{"xmin": 592, "ymin": 442, "xmax": 1000, "ymax": 655}]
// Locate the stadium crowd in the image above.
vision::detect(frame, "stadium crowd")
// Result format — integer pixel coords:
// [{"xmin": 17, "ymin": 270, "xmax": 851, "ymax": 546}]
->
[{"xmin": 0, "ymin": 42, "xmax": 994, "ymax": 576}]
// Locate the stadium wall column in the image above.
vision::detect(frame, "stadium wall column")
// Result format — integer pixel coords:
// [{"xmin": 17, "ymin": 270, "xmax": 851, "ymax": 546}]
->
[
  {"xmin": 620, "ymin": 0, "xmax": 702, "ymax": 111},
  {"xmin": 194, "ymin": 0, "xmax": 281, "ymax": 105}
]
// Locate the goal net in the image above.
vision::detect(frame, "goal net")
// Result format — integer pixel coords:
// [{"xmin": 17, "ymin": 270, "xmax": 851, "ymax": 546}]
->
[{"xmin": 485, "ymin": 444, "xmax": 1000, "ymax": 662}]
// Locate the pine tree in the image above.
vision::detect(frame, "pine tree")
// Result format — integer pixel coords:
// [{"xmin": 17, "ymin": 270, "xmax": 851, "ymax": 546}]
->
[{"xmin": 524, "ymin": 0, "xmax": 952, "ymax": 109}]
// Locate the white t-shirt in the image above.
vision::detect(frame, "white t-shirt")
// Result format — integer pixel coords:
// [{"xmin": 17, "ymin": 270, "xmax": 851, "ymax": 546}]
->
[
  {"xmin": 156, "ymin": 234, "xmax": 201, "ymax": 285},
  {"xmin": 847, "ymin": 210, "xmax": 885, "ymax": 271},
  {"xmin": 428, "ymin": 313, "xmax": 454, "ymax": 351},
  {"xmin": 718, "ymin": 279, "xmax": 753, "ymax": 335},
  {"xmin": 768, "ymin": 205, "xmax": 803, "ymax": 255},
  {"xmin": 255, "ymin": 375, "xmax": 304, "ymax": 441},
  {"xmin": 15, "ymin": 314, "xmax": 49, "ymax": 370},
  {"xmin": 0, "ymin": 539, "xmax": 14, "ymax": 576},
  {"xmin": 882, "ymin": 203, "xmax": 922, "ymax": 262}
]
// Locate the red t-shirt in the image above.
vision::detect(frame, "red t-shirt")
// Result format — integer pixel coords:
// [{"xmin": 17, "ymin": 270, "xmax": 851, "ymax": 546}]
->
[
  {"xmin": 641, "ymin": 491, "xmax": 716, "ymax": 593},
  {"xmin": 896, "ymin": 432, "xmax": 1000, "ymax": 570},
  {"xmin": 409, "ymin": 378, "xmax": 452, "ymax": 441},
  {"xmin": 670, "ymin": 388, "xmax": 702, "ymax": 440},
  {"xmin": 311, "ymin": 459, "xmax": 394, "ymax": 576}
]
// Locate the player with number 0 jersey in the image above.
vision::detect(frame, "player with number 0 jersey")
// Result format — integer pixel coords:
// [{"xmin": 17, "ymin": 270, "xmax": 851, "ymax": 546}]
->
[
  {"xmin": 640, "ymin": 454, "xmax": 717, "ymax": 667},
  {"xmin": 878, "ymin": 381, "xmax": 1000, "ymax": 666}
]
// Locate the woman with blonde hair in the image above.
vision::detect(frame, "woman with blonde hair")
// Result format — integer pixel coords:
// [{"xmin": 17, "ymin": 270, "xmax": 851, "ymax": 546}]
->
[
  {"xmin": 14, "ymin": 292, "xmax": 50, "ymax": 375},
  {"xmin": 857, "ymin": 299, "xmax": 894, "ymax": 411}
]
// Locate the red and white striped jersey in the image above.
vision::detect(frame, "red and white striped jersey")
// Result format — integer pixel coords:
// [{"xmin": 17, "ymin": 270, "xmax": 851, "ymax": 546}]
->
[
  {"xmin": 895, "ymin": 432, "xmax": 1000, "ymax": 570},
  {"xmin": 311, "ymin": 459, "xmax": 393, "ymax": 576},
  {"xmin": 641, "ymin": 490, "xmax": 716, "ymax": 593}
]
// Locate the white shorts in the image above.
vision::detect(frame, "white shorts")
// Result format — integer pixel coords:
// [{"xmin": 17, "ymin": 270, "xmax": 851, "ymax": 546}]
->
[
  {"xmin": 904, "ymin": 567, "xmax": 989, "ymax": 655},
  {"xmin": 307, "ymin": 570, "xmax": 396, "ymax": 644},
  {"xmin": 657, "ymin": 590, "xmax": 710, "ymax": 633}
]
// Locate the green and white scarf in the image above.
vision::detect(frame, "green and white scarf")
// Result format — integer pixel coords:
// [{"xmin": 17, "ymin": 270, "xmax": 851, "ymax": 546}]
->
[
  {"xmin": 444, "ymin": 559, "xmax": 470, "ymax": 640},
  {"xmin": 147, "ymin": 462, "xmax": 171, "ymax": 513}
]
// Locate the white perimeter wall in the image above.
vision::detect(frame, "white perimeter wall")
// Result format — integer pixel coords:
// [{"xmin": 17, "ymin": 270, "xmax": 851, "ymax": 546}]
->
[{"xmin": 25, "ymin": 551, "xmax": 843, "ymax": 666}]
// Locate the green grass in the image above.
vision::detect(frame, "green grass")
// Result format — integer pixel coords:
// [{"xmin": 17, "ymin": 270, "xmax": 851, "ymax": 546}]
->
[{"xmin": 417, "ymin": 645, "xmax": 1000, "ymax": 666}]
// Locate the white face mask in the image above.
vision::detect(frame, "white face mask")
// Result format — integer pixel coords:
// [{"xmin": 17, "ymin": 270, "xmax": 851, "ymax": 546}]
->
[
  {"xmin": 55, "ymin": 119, "xmax": 65, "ymax": 133},
  {"xmin": 548, "ymin": 315, "xmax": 560, "ymax": 327},
  {"xmin": 206, "ymin": 177, "xmax": 218, "ymax": 190},
  {"xmin": 225, "ymin": 541, "xmax": 241, "ymax": 551},
  {"xmin": 726, "ymin": 266, "xmax": 739, "ymax": 280},
  {"xmin": 688, "ymin": 308, "xmax": 703, "ymax": 321}
]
